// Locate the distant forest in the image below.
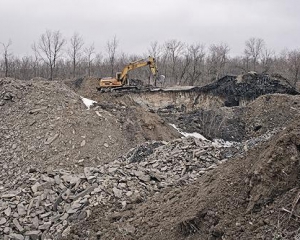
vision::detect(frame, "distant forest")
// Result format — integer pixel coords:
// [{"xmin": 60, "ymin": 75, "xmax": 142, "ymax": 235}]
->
[{"xmin": 1, "ymin": 30, "xmax": 300, "ymax": 87}]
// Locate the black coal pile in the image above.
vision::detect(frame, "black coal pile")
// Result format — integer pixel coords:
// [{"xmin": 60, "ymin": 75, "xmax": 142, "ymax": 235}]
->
[{"xmin": 195, "ymin": 72, "xmax": 299, "ymax": 107}]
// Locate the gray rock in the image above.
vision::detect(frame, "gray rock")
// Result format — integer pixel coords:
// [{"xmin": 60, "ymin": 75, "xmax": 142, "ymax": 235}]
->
[
  {"xmin": 4, "ymin": 206, "xmax": 12, "ymax": 217},
  {"xmin": 31, "ymin": 217, "xmax": 39, "ymax": 229},
  {"xmin": 0, "ymin": 217, "xmax": 7, "ymax": 225},
  {"xmin": 113, "ymin": 187, "xmax": 122, "ymax": 198},
  {"xmin": 72, "ymin": 183, "xmax": 98, "ymax": 201},
  {"xmin": 2, "ymin": 192, "xmax": 17, "ymax": 198},
  {"xmin": 60, "ymin": 213, "xmax": 69, "ymax": 221},
  {"xmin": 3, "ymin": 226, "xmax": 10, "ymax": 234},
  {"xmin": 17, "ymin": 203, "xmax": 26, "ymax": 216},
  {"xmin": 24, "ymin": 230, "xmax": 41, "ymax": 240},
  {"xmin": 80, "ymin": 140, "xmax": 86, "ymax": 147},
  {"xmin": 104, "ymin": 143, "xmax": 109, "ymax": 148},
  {"xmin": 38, "ymin": 222, "xmax": 51, "ymax": 230},
  {"xmin": 62, "ymin": 226, "xmax": 71, "ymax": 237},
  {"xmin": 13, "ymin": 219, "xmax": 24, "ymax": 232},
  {"xmin": 9, "ymin": 233, "xmax": 24, "ymax": 240},
  {"xmin": 67, "ymin": 201, "xmax": 82, "ymax": 214},
  {"xmin": 44, "ymin": 133, "xmax": 59, "ymax": 145}
]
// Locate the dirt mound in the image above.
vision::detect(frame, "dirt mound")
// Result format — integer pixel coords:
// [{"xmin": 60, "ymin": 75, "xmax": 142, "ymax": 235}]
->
[
  {"xmin": 0, "ymin": 78, "xmax": 179, "ymax": 173},
  {"xmin": 244, "ymin": 94, "xmax": 300, "ymax": 137},
  {"xmin": 67, "ymin": 121, "xmax": 300, "ymax": 240},
  {"xmin": 64, "ymin": 77, "xmax": 100, "ymax": 98}
]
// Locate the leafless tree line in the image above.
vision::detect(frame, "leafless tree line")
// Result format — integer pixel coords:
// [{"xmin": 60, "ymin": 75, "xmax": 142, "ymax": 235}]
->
[{"xmin": 1, "ymin": 30, "xmax": 300, "ymax": 87}]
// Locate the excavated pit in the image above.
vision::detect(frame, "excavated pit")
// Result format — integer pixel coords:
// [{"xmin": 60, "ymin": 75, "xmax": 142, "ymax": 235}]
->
[{"xmin": 72, "ymin": 73, "xmax": 299, "ymax": 142}]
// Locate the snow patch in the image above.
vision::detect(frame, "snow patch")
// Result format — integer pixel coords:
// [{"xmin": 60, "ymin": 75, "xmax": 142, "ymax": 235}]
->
[
  {"xmin": 169, "ymin": 124, "xmax": 207, "ymax": 141},
  {"xmin": 80, "ymin": 96, "xmax": 97, "ymax": 110},
  {"xmin": 212, "ymin": 139, "xmax": 236, "ymax": 148},
  {"xmin": 170, "ymin": 123, "xmax": 236, "ymax": 148}
]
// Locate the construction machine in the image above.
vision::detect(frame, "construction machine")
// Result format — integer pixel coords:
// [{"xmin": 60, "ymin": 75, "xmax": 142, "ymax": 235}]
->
[{"xmin": 98, "ymin": 56, "xmax": 159, "ymax": 92}]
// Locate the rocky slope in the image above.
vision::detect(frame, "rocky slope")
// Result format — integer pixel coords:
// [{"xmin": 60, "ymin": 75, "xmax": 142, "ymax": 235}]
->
[{"xmin": 68, "ymin": 121, "xmax": 300, "ymax": 240}]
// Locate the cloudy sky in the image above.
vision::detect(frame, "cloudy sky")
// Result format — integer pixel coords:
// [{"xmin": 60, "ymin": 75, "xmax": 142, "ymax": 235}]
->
[{"xmin": 0, "ymin": 0, "xmax": 299, "ymax": 57}]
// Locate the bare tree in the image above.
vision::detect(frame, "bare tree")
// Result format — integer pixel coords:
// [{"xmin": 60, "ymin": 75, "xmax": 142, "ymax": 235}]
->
[
  {"xmin": 244, "ymin": 37, "xmax": 265, "ymax": 71},
  {"xmin": 35, "ymin": 30, "xmax": 66, "ymax": 80},
  {"xmin": 164, "ymin": 39, "xmax": 185, "ymax": 84},
  {"xmin": 187, "ymin": 43, "xmax": 206, "ymax": 85},
  {"xmin": 68, "ymin": 32, "xmax": 84, "ymax": 78},
  {"xmin": 31, "ymin": 43, "xmax": 41, "ymax": 78},
  {"xmin": 84, "ymin": 43, "xmax": 95, "ymax": 77},
  {"xmin": 208, "ymin": 43, "xmax": 230, "ymax": 80},
  {"xmin": 94, "ymin": 53, "xmax": 103, "ymax": 76},
  {"xmin": 287, "ymin": 50, "xmax": 300, "ymax": 87},
  {"xmin": 148, "ymin": 41, "xmax": 161, "ymax": 60},
  {"xmin": 261, "ymin": 48, "xmax": 275, "ymax": 73},
  {"xmin": 106, "ymin": 36, "xmax": 118, "ymax": 76},
  {"xmin": 177, "ymin": 45, "xmax": 192, "ymax": 85},
  {"xmin": 1, "ymin": 39, "xmax": 12, "ymax": 77}
]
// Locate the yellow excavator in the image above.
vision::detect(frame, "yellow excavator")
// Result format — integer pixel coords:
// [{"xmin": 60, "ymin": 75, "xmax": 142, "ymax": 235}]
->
[{"xmin": 98, "ymin": 56, "xmax": 159, "ymax": 92}]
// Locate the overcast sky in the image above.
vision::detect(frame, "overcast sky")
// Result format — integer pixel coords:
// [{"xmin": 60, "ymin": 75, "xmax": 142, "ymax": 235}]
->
[{"xmin": 0, "ymin": 0, "xmax": 299, "ymax": 57}]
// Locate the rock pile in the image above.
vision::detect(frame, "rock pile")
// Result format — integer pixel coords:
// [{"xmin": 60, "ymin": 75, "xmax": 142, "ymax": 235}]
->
[
  {"xmin": 0, "ymin": 78, "xmax": 179, "ymax": 174},
  {"xmin": 0, "ymin": 136, "xmax": 235, "ymax": 239}
]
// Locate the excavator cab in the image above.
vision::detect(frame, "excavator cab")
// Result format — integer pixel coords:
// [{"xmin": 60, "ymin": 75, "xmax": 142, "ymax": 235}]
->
[{"xmin": 116, "ymin": 72, "xmax": 122, "ymax": 80}]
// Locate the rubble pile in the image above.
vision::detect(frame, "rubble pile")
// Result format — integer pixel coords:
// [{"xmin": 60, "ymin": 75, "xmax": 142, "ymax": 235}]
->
[
  {"xmin": 0, "ymin": 78, "xmax": 178, "ymax": 173},
  {"xmin": 0, "ymin": 136, "xmax": 239, "ymax": 239}
]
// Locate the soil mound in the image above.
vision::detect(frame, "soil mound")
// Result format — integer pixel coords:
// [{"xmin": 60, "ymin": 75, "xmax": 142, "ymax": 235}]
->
[
  {"xmin": 64, "ymin": 77, "xmax": 100, "ymax": 98},
  {"xmin": 0, "ymin": 78, "xmax": 179, "ymax": 172},
  {"xmin": 68, "ymin": 121, "xmax": 300, "ymax": 240}
]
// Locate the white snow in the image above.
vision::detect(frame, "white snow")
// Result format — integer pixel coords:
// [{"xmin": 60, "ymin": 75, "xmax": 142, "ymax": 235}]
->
[
  {"xmin": 212, "ymin": 139, "xmax": 236, "ymax": 148},
  {"xmin": 169, "ymin": 123, "xmax": 236, "ymax": 148},
  {"xmin": 80, "ymin": 96, "xmax": 97, "ymax": 110},
  {"xmin": 169, "ymin": 124, "xmax": 207, "ymax": 140}
]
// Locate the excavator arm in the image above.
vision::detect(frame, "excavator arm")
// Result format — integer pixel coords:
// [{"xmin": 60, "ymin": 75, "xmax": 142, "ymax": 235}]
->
[{"xmin": 118, "ymin": 56, "xmax": 158, "ymax": 85}]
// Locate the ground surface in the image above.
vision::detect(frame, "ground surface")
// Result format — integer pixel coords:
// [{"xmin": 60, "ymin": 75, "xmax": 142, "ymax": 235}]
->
[
  {"xmin": 69, "ymin": 121, "xmax": 300, "ymax": 240},
  {"xmin": 1, "ymin": 76, "xmax": 300, "ymax": 240}
]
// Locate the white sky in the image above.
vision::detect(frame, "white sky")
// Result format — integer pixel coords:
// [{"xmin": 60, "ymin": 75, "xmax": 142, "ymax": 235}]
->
[{"xmin": 0, "ymin": 0, "xmax": 299, "ymax": 57}]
